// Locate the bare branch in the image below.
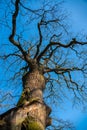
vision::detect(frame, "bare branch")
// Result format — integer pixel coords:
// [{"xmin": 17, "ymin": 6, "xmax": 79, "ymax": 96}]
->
[
  {"xmin": 34, "ymin": 21, "xmax": 43, "ymax": 58},
  {"xmin": 37, "ymin": 39, "xmax": 87, "ymax": 61},
  {"xmin": 9, "ymin": 0, "xmax": 20, "ymax": 46},
  {"xmin": 19, "ymin": 1, "xmax": 43, "ymax": 16},
  {"xmin": 44, "ymin": 66, "xmax": 82, "ymax": 74},
  {"xmin": 9, "ymin": 0, "xmax": 33, "ymax": 65},
  {"xmin": 41, "ymin": 19, "xmax": 59, "ymax": 25},
  {"xmin": 0, "ymin": 53, "xmax": 24, "ymax": 60}
]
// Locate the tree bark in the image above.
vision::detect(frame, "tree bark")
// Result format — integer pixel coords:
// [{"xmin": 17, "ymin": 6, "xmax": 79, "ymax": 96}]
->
[{"xmin": 0, "ymin": 69, "xmax": 51, "ymax": 130}]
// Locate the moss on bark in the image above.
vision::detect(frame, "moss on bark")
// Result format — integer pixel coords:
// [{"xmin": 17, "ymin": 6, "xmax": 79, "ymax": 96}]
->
[{"xmin": 22, "ymin": 116, "xmax": 44, "ymax": 130}]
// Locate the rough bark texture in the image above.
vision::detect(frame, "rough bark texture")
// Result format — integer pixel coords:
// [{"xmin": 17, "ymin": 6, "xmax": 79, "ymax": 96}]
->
[{"xmin": 0, "ymin": 69, "xmax": 51, "ymax": 130}]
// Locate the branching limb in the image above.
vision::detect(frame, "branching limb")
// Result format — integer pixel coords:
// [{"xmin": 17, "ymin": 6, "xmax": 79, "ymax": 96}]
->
[
  {"xmin": 34, "ymin": 21, "xmax": 43, "ymax": 58},
  {"xmin": 8, "ymin": 0, "xmax": 40, "ymax": 71},
  {"xmin": 19, "ymin": 1, "xmax": 43, "ymax": 16},
  {"xmin": 44, "ymin": 66, "xmax": 82, "ymax": 74},
  {"xmin": 9, "ymin": 0, "xmax": 20, "ymax": 46},
  {"xmin": 0, "ymin": 53, "xmax": 24, "ymax": 60},
  {"xmin": 37, "ymin": 39, "xmax": 87, "ymax": 62},
  {"xmin": 9, "ymin": 0, "xmax": 31, "ymax": 64}
]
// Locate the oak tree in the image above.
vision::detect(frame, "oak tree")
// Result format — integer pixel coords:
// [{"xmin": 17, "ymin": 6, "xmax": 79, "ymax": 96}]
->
[{"xmin": 0, "ymin": 0, "xmax": 87, "ymax": 130}]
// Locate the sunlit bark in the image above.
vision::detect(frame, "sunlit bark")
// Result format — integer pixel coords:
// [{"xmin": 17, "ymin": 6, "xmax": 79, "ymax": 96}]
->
[{"xmin": 0, "ymin": 64, "xmax": 51, "ymax": 130}]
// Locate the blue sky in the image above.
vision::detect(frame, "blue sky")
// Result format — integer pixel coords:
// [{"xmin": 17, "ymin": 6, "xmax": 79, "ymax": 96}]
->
[
  {"xmin": 59, "ymin": 0, "xmax": 87, "ymax": 129},
  {"xmin": 65, "ymin": 0, "xmax": 87, "ymax": 34}
]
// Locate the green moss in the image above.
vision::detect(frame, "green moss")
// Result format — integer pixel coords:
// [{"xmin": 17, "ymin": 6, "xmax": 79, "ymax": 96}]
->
[
  {"xmin": 27, "ymin": 121, "xmax": 44, "ymax": 130},
  {"xmin": 17, "ymin": 93, "xmax": 26, "ymax": 106},
  {"xmin": 0, "ymin": 119, "xmax": 5, "ymax": 126},
  {"xmin": 28, "ymin": 97, "xmax": 40, "ymax": 104},
  {"xmin": 22, "ymin": 116, "xmax": 44, "ymax": 130}
]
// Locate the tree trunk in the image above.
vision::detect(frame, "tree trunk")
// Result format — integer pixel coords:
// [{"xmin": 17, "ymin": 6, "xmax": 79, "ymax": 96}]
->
[{"xmin": 0, "ymin": 69, "xmax": 51, "ymax": 130}]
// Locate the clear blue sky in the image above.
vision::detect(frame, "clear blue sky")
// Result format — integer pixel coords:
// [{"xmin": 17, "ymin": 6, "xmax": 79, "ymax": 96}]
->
[{"xmin": 65, "ymin": 0, "xmax": 87, "ymax": 34}]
